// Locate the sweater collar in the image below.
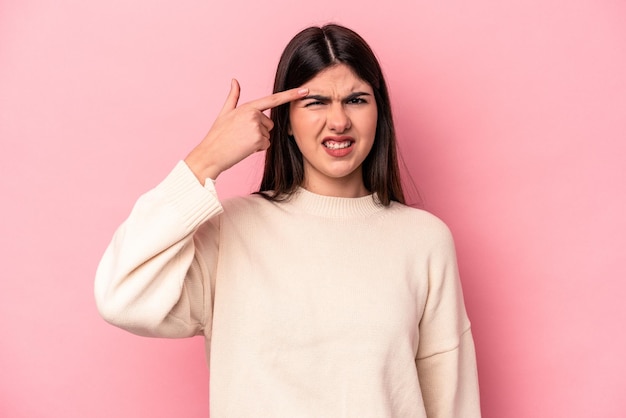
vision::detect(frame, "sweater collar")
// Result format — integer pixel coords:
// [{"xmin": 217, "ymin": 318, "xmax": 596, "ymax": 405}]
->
[{"xmin": 284, "ymin": 187, "xmax": 385, "ymax": 218}]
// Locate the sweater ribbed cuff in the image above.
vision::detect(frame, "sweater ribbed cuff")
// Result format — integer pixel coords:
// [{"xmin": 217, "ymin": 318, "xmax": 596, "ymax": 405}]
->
[{"xmin": 156, "ymin": 161, "xmax": 224, "ymax": 232}]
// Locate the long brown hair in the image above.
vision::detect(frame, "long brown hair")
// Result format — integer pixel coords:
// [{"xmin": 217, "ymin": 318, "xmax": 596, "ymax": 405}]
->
[{"xmin": 258, "ymin": 24, "xmax": 405, "ymax": 206}]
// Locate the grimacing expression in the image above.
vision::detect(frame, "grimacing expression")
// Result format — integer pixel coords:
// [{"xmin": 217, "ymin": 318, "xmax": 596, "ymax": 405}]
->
[{"xmin": 288, "ymin": 64, "xmax": 378, "ymax": 194}]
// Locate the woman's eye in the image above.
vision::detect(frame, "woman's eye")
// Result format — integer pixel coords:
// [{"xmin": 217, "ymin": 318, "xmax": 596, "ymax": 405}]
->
[
  {"xmin": 304, "ymin": 101, "xmax": 324, "ymax": 107},
  {"xmin": 347, "ymin": 97, "xmax": 367, "ymax": 105}
]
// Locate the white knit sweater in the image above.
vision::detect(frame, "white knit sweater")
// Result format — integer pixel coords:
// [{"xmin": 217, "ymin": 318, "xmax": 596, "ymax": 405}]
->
[{"xmin": 95, "ymin": 161, "xmax": 481, "ymax": 417}]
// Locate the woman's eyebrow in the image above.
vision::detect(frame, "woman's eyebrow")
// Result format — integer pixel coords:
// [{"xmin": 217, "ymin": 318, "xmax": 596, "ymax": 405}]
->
[
  {"xmin": 301, "ymin": 94, "xmax": 330, "ymax": 101},
  {"xmin": 345, "ymin": 92, "xmax": 371, "ymax": 100},
  {"xmin": 300, "ymin": 92, "xmax": 372, "ymax": 101}
]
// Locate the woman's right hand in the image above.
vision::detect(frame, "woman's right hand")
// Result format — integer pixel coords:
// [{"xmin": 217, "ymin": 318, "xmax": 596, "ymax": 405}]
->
[{"xmin": 184, "ymin": 79, "xmax": 308, "ymax": 184}]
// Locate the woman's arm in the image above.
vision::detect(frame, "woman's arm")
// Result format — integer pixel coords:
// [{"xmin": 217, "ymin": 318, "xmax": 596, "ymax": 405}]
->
[
  {"xmin": 94, "ymin": 161, "xmax": 222, "ymax": 338},
  {"xmin": 416, "ymin": 226, "xmax": 482, "ymax": 418},
  {"xmin": 94, "ymin": 83, "xmax": 308, "ymax": 337}
]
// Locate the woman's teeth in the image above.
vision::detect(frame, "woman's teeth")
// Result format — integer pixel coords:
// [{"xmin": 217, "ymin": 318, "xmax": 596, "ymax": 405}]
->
[{"xmin": 324, "ymin": 141, "xmax": 351, "ymax": 150}]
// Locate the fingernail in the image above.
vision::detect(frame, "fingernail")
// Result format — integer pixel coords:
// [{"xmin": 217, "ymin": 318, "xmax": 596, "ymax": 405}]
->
[{"xmin": 298, "ymin": 88, "xmax": 308, "ymax": 95}]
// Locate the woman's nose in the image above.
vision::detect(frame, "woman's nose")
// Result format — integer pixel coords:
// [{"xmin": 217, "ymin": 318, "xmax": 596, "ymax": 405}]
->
[{"xmin": 326, "ymin": 104, "xmax": 351, "ymax": 133}]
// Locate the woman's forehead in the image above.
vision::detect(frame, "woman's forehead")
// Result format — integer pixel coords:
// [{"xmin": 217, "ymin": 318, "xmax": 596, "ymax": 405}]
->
[{"xmin": 302, "ymin": 64, "xmax": 373, "ymax": 96}]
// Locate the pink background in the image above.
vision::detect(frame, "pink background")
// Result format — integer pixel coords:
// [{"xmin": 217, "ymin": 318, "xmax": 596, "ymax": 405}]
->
[{"xmin": 1, "ymin": 0, "xmax": 625, "ymax": 417}]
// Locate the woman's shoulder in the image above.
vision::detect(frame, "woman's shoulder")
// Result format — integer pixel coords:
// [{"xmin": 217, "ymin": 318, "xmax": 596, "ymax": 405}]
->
[
  {"xmin": 387, "ymin": 202, "xmax": 454, "ymax": 242},
  {"xmin": 220, "ymin": 192, "xmax": 279, "ymax": 217},
  {"xmin": 222, "ymin": 192, "xmax": 266, "ymax": 207}
]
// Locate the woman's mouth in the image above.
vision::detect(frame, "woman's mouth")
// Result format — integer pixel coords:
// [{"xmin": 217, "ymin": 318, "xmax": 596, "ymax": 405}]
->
[
  {"xmin": 323, "ymin": 140, "xmax": 352, "ymax": 150},
  {"xmin": 322, "ymin": 136, "xmax": 355, "ymax": 157}
]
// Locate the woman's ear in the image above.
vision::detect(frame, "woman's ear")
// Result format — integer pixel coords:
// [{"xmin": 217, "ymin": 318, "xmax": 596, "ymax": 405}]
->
[{"xmin": 287, "ymin": 124, "xmax": 292, "ymax": 136}]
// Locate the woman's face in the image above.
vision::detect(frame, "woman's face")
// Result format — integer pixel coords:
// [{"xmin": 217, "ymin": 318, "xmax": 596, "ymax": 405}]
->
[{"xmin": 289, "ymin": 64, "xmax": 377, "ymax": 197}]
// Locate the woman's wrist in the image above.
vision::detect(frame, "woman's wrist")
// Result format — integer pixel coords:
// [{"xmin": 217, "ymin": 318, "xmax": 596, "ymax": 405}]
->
[{"xmin": 184, "ymin": 153, "xmax": 221, "ymax": 185}]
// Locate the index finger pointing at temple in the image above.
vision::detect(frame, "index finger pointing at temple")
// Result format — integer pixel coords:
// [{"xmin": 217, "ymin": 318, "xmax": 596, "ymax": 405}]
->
[{"xmin": 247, "ymin": 87, "xmax": 309, "ymax": 111}]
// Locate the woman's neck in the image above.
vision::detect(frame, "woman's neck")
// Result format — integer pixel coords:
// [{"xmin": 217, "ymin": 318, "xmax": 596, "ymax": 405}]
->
[
  {"xmin": 301, "ymin": 168, "xmax": 369, "ymax": 198},
  {"xmin": 301, "ymin": 178, "xmax": 369, "ymax": 198}
]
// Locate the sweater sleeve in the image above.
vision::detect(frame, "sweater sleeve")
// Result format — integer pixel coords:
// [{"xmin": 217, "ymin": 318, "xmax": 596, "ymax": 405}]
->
[
  {"xmin": 415, "ymin": 224, "xmax": 481, "ymax": 418},
  {"xmin": 94, "ymin": 161, "xmax": 223, "ymax": 338}
]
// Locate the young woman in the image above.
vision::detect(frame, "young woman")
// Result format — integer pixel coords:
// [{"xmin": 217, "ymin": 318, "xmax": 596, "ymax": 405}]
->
[{"xmin": 95, "ymin": 24, "xmax": 481, "ymax": 417}]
